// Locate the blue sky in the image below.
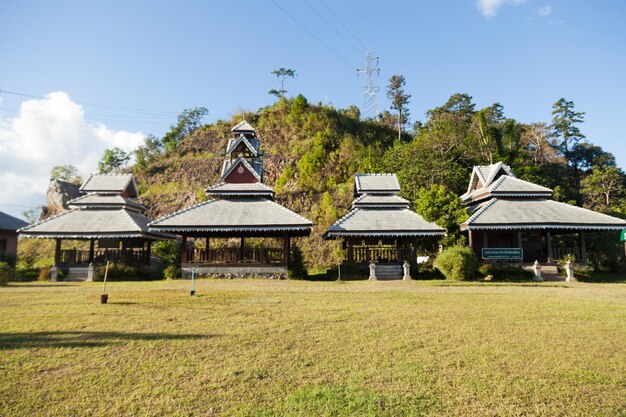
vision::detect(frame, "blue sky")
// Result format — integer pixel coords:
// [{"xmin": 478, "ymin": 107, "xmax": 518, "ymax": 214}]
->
[{"xmin": 1, "ymin": 0, "xmax": 625, "ymax": 218}]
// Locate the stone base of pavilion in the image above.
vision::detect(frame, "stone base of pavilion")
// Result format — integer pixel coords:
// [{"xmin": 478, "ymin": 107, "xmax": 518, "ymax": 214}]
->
[{"xmin": 181, "ymin": 263, "xmax": 287, "ymax": 278}]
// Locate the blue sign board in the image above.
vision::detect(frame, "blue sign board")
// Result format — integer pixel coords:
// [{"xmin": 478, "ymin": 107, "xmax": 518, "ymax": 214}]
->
[{"xmin": 481, "ymin": 248, "xmax": 523, "ymax": 260}]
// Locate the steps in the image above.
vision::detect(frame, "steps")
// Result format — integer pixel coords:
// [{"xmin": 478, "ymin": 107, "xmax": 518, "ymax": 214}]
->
[
  {"xmin": 64, "ymin": 267, "xmax": 89, "ymax": 281},
  {"xmin": 373, "ymin": 264, "xmax": 403, "ymax": 280}
]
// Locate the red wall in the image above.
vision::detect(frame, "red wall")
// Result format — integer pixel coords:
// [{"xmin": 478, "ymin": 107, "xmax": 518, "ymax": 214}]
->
[{"xmin": 224, "ymin": 162, "xmax": 259, "ymax": 184}]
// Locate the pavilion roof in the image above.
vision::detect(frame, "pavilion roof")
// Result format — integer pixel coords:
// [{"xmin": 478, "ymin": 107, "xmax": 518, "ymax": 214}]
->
[
  {"xmin": 324, "ymin": 208, "xmax": 445, "ymax": 238},
  {"xmin": 231, "ymin": 120, "xmax": 256, "ymax": 133},
  {"xmin": 19, "ymin": 208, "xmax": 171, "ymax": 240},
  {"xmin": 351, "ymin": 194, "xmax": 409, "ymax": 209},
  {"xmin": 461, "ymin": 175, "xmax": 553, "ymax": 203},
  {"xmin": 221, "ymin": 157, "xmax": 263, "ymax": 182},
  {"xmin": 149, "ymin": 198, "xmax": 313, "ymax": 235},
  {"xmin": 80, "ymin": 174, "xmax": 138, "ymax": 197},
  {"xmin": 225, "ymin": 134, "xmax": 259, "ymax": 157},
  {"xmin": 205, "ymin": 182, "xmax": 274, "ymax": 198},
  {"xmin": 461, "ymin": 198, "xmax": 626, "ymax": 231},
  {"xmin": 67, "ymin": 194, "xmax": 147, "ymax": 212},
  {"xmin": 354, "ymin": 174, "xmax": 401, "ymax": 195},
  {"xmin": 0, "ymin": 211, "xmax": 28, "ymax": 232}
]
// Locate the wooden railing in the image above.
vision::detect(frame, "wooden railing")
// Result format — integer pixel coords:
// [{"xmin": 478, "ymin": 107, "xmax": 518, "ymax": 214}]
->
[
  {"xmin": 183, "ymin": 247, "xmax": 285, "ymax": 265},
  {"xmin": 352, "ymin": 246, "xmax": 413, "ymax": 263},
  {"xmin": 551, "ymin": 247, "xmax": 582, "ymax": 262},
  {"xmin": 59, "ymin": 249, "xmax": 150, "ymax": 266}
]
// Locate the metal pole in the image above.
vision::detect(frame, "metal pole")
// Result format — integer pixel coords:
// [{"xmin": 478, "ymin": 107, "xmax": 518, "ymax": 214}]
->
[
  {"xmin": 190, "ymin": 266, "xmax": 196, "ymax": 296},
  {"xmin": 101, "ymin": 260, "xmax": 110, "ymax": 304}
]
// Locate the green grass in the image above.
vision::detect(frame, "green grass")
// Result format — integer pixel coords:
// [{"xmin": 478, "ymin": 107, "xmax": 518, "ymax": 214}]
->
[{"xmin": 1, "ymin": 279, "xmax": 625, "ymax": 416}]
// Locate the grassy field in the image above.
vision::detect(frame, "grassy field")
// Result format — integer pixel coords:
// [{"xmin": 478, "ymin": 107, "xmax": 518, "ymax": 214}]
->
[{"xmin": 0, "ymin": 279, "xmax": 625, "ymax": 416}]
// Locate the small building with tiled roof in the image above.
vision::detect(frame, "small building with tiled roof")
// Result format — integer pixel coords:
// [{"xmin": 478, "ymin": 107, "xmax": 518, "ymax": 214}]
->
[
  {"xmin": 150, "ymin": 121, "xmax": 313, "ymax": 277},
  {"xmin": 460, "ymin": 162, "xmax": 626, "ymax": 263},
  {"xmin": 325, "ymin": 173, "xmax": 445, "ymax": 279},
  {"xmin": 0, "ymin": 211, "xmax": 28, "ymax": 258},
  {"xmin": 19, "ymin": 174, "xmax": 170, "ymax": 279}
]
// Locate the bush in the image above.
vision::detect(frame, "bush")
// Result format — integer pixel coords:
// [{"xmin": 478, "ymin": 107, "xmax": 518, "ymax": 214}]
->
[
  {"xmin": 38, "ymin": 267, "xmax": 52, "ymax": 281},
  {"xmin": 163, "ymin": 265, "xmax": 181, "ymax": 280},
  {"xmin": 416, "ymin": 259, "xmax": 445, "ymax": 280},
  {"xmin": 95, "ymin": 263, "xmax": 163, "ymax": 281},
  {"xmin": 288, "ymin": 245, "xmax": 308, "ymax": 280},
  {"xmin": 477, "ymin": 263, "xmax": 533, "ymax": 281},
  {"xmin": 0, "ymin": 252, "xmax": 17, "ymax": 268},
  {"xmin": 0, "ymin": 261, "xmax": 14, "ymax": 286},
  {"xmin": 434, "ymin": 246, "xmax": 478, "ymax": 281}
]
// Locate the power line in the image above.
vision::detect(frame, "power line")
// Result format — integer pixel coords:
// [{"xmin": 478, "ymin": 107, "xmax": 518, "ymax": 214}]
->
[
  {"xmin": 302, "ymin": 0, "xmax": 363, "ymax": 58},
  {"xmin": 271, "ymin": 0, "xmax": 357, "ymax": 69},
  {"xmin": 0, "ymin": 89, "xmax": 179, "ymax": 117},
  {"xmin": 317, "ymin": 0, "xmax": 368, "ymax": 50}
]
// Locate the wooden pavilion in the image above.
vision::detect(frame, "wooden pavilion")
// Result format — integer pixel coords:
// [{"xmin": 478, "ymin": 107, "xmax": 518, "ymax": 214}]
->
[
  {"xmin": 149, "ymin": 121, "xmax": 313, "ymax": 277},
  {"xmin": 19, "ymin": 174, "xmax": 171, "ymax": 279},
  {"xmin": 323, "ymin": 174, "xmax": 446, "ymax": 279},
  {"xmin": 460, "ymin": 162, "xmax": 626, "ymax": 263}
]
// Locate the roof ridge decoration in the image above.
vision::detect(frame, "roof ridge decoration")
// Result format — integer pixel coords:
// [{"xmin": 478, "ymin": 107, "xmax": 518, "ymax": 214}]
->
[
  {"xmin": 220, "ymin": 157, "xmax": 262, "ymax": 183},
  {"xmin": 226, "ymin": 134, "xmax": 258, "ymax": 157}
]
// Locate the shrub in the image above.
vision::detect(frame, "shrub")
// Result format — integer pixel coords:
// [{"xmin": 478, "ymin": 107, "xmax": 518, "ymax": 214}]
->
[
  {"xmin": 288, "ymin": 245, "xmax": 308, "ymax": 280},
  {"xmin": 416, "ymin": 259, "xmax": 445, "ymax": 280},
  {"xmin": 0, "ymin": 252, "xmax": 17, "ymax": 268},
  {"xmin": 38, "ymin": 267, "xmax": 52, "ymax": 281},
  {"xmin": 163, "ymin": 265, "xmax": 181, "ymax": 280},
  {"xmin": 0, "ymin": 261, "xmax": 14, "ymax": 286},
  {"xmin": 95, "ymin": 263, "xmax": 163, "ymax": 281},
  {"xmin": 478, "ymin": 263, "xmax": 533, "ymax": 281},
  {"xmin": 434, "ymin": 246, "xmax": 478, "ymax": 281}
]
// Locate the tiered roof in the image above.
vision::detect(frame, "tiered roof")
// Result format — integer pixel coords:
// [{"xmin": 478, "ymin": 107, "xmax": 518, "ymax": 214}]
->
[
  {"xmin": 19, "ymin": 174, "xmax": 169, "ymax": 240},
  {"xmin": 0, "ymin": 211, "xmax": 28, "ymax": 232},
  {"xmin": 460, "ymin": 162, "xmax": 626, "ymax": 231},
  {"xmin": 324, "ymin": 174, "xmax": 445, "ymax": 238},
  {"xmin": 150, "ymin": 121, "xmax": 312, "ymax": 236}
]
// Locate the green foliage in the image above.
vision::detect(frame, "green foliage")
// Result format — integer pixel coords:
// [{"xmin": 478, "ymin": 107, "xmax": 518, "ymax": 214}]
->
[
  {"xmin": 414, "ymin": 184, "xmax": 468, "ymax": 245},
  {"xmin": 0, "ymin": 252, "xmax": 17, "ymax": 268},
  {"xmin": 50, "ymin": 164, "xmax": 82, "ymax": 184},
  {"xmin": 581, "ymin": 166, "xmax": 626, "ymax": 213},
  {"xmin": 153, "ymin": 240, "xmax": 180, "ymax": 269},
  {"xmin": 162, "ymin": 107, "xmax": 208, "ymax": 153},
  {"xmin": 386, "ymin": 74, "xmax": 411, "ymax": 139},
  {"xmin": 288, "ymin": 245, "xmax": 308, "ymax": 280},
  {"xmin": 274, "ymin": 164, "xmax": 294, "ymax": 193},
  {"xmin": 269, "ymin": 67, "xmax": 296, "ymax": 98},
  {"xmin": 477, "ymin": 263, "xmax": 534, "ymax": 281},
  {"xmin": 98, "ymin": 147, "xmax": 130, "ymax": 174},
  {"xmin": 163, "ymin": 265, "xmax": 181, "ymax": 280},
  {"xmin": 134, "ymin": 134, "xmax": 163, "ymax": 171},
  {"xmin": 434, "ymin": 245, "xmax": 478, "ymax": 281},
  {"xmin": 0, "ymin": 261, "xmax": 13, "ymax": 286},
  {"xmin": 38, "ymin": 267, "xmax": 51, "ymax": 281},
  {"xmin": 95, "ymin": 263, "xmax": 162, "ymax": 281},
  {"xmin": 551, "ymin": 97, "xmax": 585, "ymax": 163}
]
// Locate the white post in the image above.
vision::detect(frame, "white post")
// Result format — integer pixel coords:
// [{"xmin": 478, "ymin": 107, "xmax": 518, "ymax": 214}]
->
[
  {"xmin": 369, "ymin": 262, "xmax": 377, "ymax": 280},
  {"xmin": 565, "ymin": 261, "xmax": 575, "ymax": 282},
  {"xmin": 50, "ymin": 265, "xmax": 58, "ymax": 282},
  {"xmin": 532, "ymin": 260, "xmax": 543, "ymax": 282},
  {"xmin": 403, "ymin": 261, "xmax": 411, "ymax": 280},
  {"xmin": 87, "ymin": 263, "xmax": 95, "ymax": 282}
]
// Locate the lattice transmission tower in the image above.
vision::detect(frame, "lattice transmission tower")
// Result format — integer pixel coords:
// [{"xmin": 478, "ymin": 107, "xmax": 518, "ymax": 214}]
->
[{"xmin": 356, "ymin": 49, "xmax": 380, "ymax": 118}]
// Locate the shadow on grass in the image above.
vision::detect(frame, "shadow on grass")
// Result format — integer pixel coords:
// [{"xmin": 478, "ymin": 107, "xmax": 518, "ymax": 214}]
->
[{"xmin": 0, "ymin": 331, "xmax": 213, "ymax": 350}]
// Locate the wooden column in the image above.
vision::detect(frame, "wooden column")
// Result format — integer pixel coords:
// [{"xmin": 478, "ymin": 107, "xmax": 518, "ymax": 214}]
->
[
  {"xmin": 580, "ymin": 231, "xmax": 587, "ymax": 264},
  {"xmin": 546, "ymin": 230, "xmax": 553, "ymax": 263},
  {"xmin": 347, "ymin": 239, "xmax": 354, "ymax": 262},
  {"xmin": 146, "ymin": 241, "xmax": 152, "ymax": 264},
  {"xmin": 239, "ymin": 237, "xmax": 245, "ymax": 262},
  {"xmin": 88, "ymin": 239, "xmax": 95, "ymax": 263},
  {"xmin": 54, "ymin": 238, "xmax": 62, "ymax": 266},
  {"xmin": 181, "ymin": 235, "xmax": 187, "ymax": 263},
  {"xmin": 483, "ymin": 231, "xmax": 489, "ymax": 248},
  {"xmin": 283, "ymin": 233, "xmax": 290, "ymax": 264},
  {"xmin": 468, "ymin": 230, "xmax": 474, "ymax": 248},
  {"xmin": 517, "ymin": 231, "xmax": 523, "ymax": 248}
]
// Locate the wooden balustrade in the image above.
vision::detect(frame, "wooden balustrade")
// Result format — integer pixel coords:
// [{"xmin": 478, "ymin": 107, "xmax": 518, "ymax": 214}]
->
[
  {"xmin": 551, "ymin": 247, "xmax": 582, "ymax": 262},
  {"xmin": 59, "ymin": 249, "xmax": 150, "ymax": 265},
  {"xmin": 351, "ymin": 246, "xmax": 413, "ymax": 263},
  {"xmin": 183, "ymin": 247, "xmax": 285, "ymax": 265}
]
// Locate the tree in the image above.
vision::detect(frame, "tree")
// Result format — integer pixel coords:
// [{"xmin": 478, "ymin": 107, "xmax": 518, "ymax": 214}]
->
[
  {"xmin": 521, "ymin": 123, "xmax": 559, "ymax": 166},
  {"xmin": 162, "ymin": 107, "xmax": 208, "ymax": 153},
  {"xmin": 269, "ymin": 67, "xmax": 297, "ymax": 98},
  {"xmin": 135, "ymin": 134, "xmax": 163, "ymax": 171},
  {"xmin": 581, "ymin": 166, "xmax": 626, "ymax": 213},
  {"xmin": 414, "ymin": 184, "xmax": 468, "ymax": 245},
  {"xmin": 551, "ymin": 98, "xmax": 585, "ymax": 166},
  {"xmin": 49, "ymin": 165, "xmax": 82, "ymax": 184},
  {"xmin": 386, "ymin": 74, "xmax": 411, "ymax": 140},
  {"xmin": 98, "ymin": 147, "xmax": 130, "ymax": 174},
  {"xmin": 22, "ymin": 208, "xmax": 41, "ymax": 225}
]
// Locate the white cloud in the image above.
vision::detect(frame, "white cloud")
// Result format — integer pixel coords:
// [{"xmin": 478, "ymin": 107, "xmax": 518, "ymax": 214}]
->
[
  {"xmin": 476, "ymin": 0, "xmax": 528, "ymax": 18},
  {"xmin": 0, "ymin": 91, "xmax": 144, "ymax": 219},
  {"xmin": 537, "ymin": 5, "xmax": 552, "ymax": 17}
]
